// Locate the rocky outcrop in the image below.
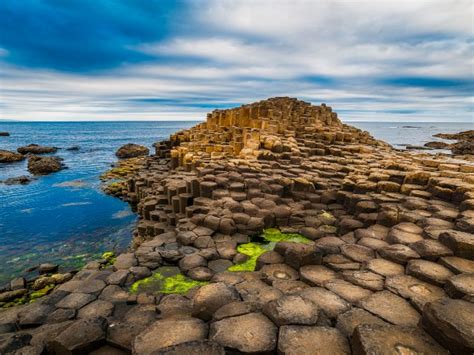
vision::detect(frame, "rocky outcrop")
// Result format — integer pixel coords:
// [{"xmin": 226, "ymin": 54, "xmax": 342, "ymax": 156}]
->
[
  {"xmin": 424, "ymin": 141, "xmax": 451, "ymax": 149},
  {"xmin": 27, "ymin": 155, "xmax": 65, "ymax": 175},
  {"xmin": 0, "ymin": 149, "xmax": 25, "ymax": 163},
  {"xmin": 0, "ymin": 132, "xmax": 10, "ymax": 136},
  {"xmin": 432, "ymin": 130, "xmax": 474, "ymax": 156},
  {"xmin": 1, "ymin": 97, "xmax": 473, "ymax": 354},
  {"xmin": 17, "ymin": 144, "xmax": 58, "ymax": 154},
  {"xmin": 115, "ymin": 143, "xmax": 149, "ymax": 159},
  {"xmin": 1, "ymin": 176, "xmax": 32, "ymax": 185}
]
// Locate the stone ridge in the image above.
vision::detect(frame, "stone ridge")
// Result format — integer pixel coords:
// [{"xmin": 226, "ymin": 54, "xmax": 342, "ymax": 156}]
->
[
  {"xmin": 167, "ymin": 97, "xmax": 387, "ymax": 169},
  {"xmin": 1, "ymin": 97, "xmax": 473, "ymax": 354}
]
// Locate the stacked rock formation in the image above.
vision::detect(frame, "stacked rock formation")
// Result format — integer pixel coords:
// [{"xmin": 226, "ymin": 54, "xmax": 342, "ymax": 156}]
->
[{"xmin": 1, "ymin": 97, "xmax": 473, "ymax": 354}]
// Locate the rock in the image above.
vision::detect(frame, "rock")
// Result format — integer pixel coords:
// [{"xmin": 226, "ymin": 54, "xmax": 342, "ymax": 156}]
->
[
  {"xmin": 260, "ymin": 263, "xmax": 299, "ymax": 283},
  {"xmin": 48, "ymin": 317, "xmax": 107, "ymax": 354},
  {"xmin": 132, "ymin": 317, "xmax": 208, "ymax": 354},
  {"xmin": 342, "ymin": 270, "xmax": 384, "ymax": 291},
  {"xmin": 0, "ymin": 333, "xmax": 32, "ymax": 354},
  {"xmin": 298, "ymin": 287, "xmax": 351, "ymax": 319},
  {"xmin": 1, "ymin": 176, "xmax": 31, "ymax": 185},
  {"xmin": 359, "ymin": 290, "xmax": 420, "ymax": 326},
  {"xmin": 336, "ymin": 308, "xmax": 387, "ymax": 337},
  {"xmin": 410, "ymin": 239, "xmax": 453, "ymax": 260},
  {"xmin": 56, "ymin": 292, "xmax": 96, "ymax": 310},
  {"xmin": 278, "ymin": 326, "xmax": 350, "ymax": 355},
  {"xmin": 406, "ymin": 259, "xmax": 454, "ymax": 286},
  {"xmin": 263, "ymin": 294, "xmax": 319, "ymax": 326},
  {"xmin": 66, "ymin": 146, "xmax": 80, "ymax": 151},
  {"xmin": 364, "ymin": 258, "xmax": 404, "ymax": 277},
  {"xmin": 46, "ymin": 308, "xmax": 76, "ymax": 323},
  {"xmin": 0, "ymin": 149, "xmax": 25, "ymax": 163},
  {"xmin": 0, "ymin": 288, "xmax": 27, "ymax": 302},
  {"xmin": 77, "ymin": 300, "xmax": 114, "ymax": 319},
  {"xmin": 212, "ymin": 301, "xmax": 256, "ymax": 321},
  {"xmin": 424, "ymin": 141, "xmax": 451, "ymax": 149},
  {"xmin": 155, "ymin": 340, "xmax": 225, "ymax": 355},
  {"xmin": 422, "ymin": 298, "xmax": 474, "ymax": 354},
  {"xmin": 114, "ymin": 253, "xmax": 138, "ymax": 269},
  {"xmin": 115, "ymin": 143, "xmax": 149, "ymax": 159},
  {"xmin": 378, "ymin": 244, "xmax": 420, "ymax": 264},
  {"xmin": 17, "ymin": 144, "xmax": 57, "ymax": 154},
  {"xmin": 209, "ymin": 313, "xmax": 277, "ymax": 353},
  {"xmin": 299, "ymin": 265, "xmax": 339, "ymax": 286},
  {"xmin": 341, "ymin": 244, "xmax": 374, "ymax": 263},
  {"xmin": 18, "ymin": 303, "xmax": 55, "ymax": 327},
  {"xmin": 385, "ymin": 275, "xmax": 446, "ymax": 312},
  {"xmin": 439, "ymin": 230, "xmax": 474, "ymax": 260},
  {"xmin": 192, "ymin": 282, "xmax": 240, "ymax": 320},
  {"xmin": 439, "ymin": 256, "xmax": 474, "ymax": 274},
  {"xmin": 0, "ymin": 132, "xmax": 9, "ymax": 136},
  {"xmin": 352, "ymin": 324, "xmax": 448, "ymax": 354},
  {"xmin": 325, "ymin": 279, "xmax": 372, "ymax": 305},
  {"xmin": 445, "ymin": 273, "xmax": 474, "ymax": 299},
  {"xmin": 27, "ymin": 156, "xmax": 64, "ymax": 175}
]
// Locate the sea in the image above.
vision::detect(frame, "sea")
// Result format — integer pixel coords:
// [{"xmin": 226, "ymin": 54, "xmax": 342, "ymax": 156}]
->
[{"xmin": 0, "ymin": 120, "xmax": 472, "ymax": 285}]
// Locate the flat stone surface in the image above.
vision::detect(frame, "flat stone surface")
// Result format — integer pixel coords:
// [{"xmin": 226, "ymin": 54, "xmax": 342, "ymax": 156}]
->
[
  {"xmin": 299, "ymin": 265, "xmax": 339, "ymax": 286},
  {"xmin": 77, "ymin": 300, "xmax": 114, "ymax": 319},
  {"xmin": 278, "ymin": 325, "xmax": 350, "ymax": 355},
  {"xmin": 263, "ymin": 295, "xmax": 319, "ymax": 326},
  {"xmin": 155, "ymin": 340, "xmax": 225, "ymax": 355},
  {"xmin": 378, "ymin": 244, "xmax": 420, "ymax": 264},
  {"xmin": 48, "ymin": 317, "xmax": 107, "ymax": 354},
  {"xmin": 209, "ymin": 312, "xmax": 277, "ymax": 353},
  {"xmin": 192, "ymin": 282, "xmax": 240, "ymax": 321},
  {"xmin": 212, "ymin": 301, "xmax": 256, "ymax": 321},
  {"xmin": 359, "ymin": 291, "xmax": 420, "ymax": 326},
  {"xmin": 439, "ymin": 256, "xmax": 474, "ymax": 274},
  {"xmin": 439, "ymin": 230, "xmax": 474, "ymax": 260},
  {"xmin": 422, "ymin": 298, "xmax": 474, "ymax": 354},
  {"xmin": 406, "ymin": 259, "xmax": 454, "ymax": 287},
  {"xmin": 340, "ymin": 244, "xmax": 375, "ymax": 263},
  {"xmin": 445, "ymin": 273, "xmax": 474, "ymax": 299},
  {"xmin": 342, "ymin": 270, "xmax": 385, "ymax": 291},
  {"xmin": 364, "ymin": 258, "xmax": 405, "ymax": 277},
  {"xmin": 56, "ymin": 292, "xmax": 96, "ymax": 310},
  {"xmin": 336, "ymin": 308, "xmax": 388, "ymax": 337},
  {"xmin": 133, "ymin": 317, "xmax": 208, "ymax": 354},
  {"xmin": 18, "ymin": 303, "xmax": 55, "ymax": 327},
  {"xmin": 260, "ymin": 263, "xmax": 299, "ymax": 283},
  {"xmin": 325, "ymin": 279, "xmax": 373, "ymax": 305},
  {"xmin": 352, "ymin": 324, "xmax": 448, "ymax": 355},
  {"xmin": 298, "ymin": 287, "xmax": 351, "ymax": 319},
  {"xmin": 410, "ymin": 239, "xmax": 453, "ymax": 260},
  {"xmin": 385, "ymin": 275, "xmax": 446, "ymax": 312}
]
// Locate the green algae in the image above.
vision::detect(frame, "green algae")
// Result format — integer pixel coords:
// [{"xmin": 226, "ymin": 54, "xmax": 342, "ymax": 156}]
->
[
  {"xmin": 228, "ymin": 242, "xmax": 274, "ymax": 272},
  {"xmin": 29, "ymin": 284, "xmax": 54, "ymax": 302},
  {"xmin": 228, "ymin": 228, "xmax": 312, "ymax": 272},
  {"xmin": 130, "ymin": 266, "xmax": 208, "ymax": 295}
]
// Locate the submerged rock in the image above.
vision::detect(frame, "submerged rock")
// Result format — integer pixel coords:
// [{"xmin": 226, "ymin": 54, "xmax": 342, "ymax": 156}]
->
[
  {"xmin": 27, "ymin": 155, "xmax": 65, "ymax": 175},
  {"xmin": 0, "ymin": 131, "xmax": 10, "ymax": 136},
  {"xmin": 0, "ymin": 149, "xmax": 25, "ymax": 163},
  {"xmin": 115, "ymin": 143, "xmax": 149, "ymax": 159},
  {"xmin": 17, "ymin": 144, "xmax": 57, "ymax": 154},
  {"xmin": 1, "ymin": 175, "xmax": 32, "ymax": 185}
]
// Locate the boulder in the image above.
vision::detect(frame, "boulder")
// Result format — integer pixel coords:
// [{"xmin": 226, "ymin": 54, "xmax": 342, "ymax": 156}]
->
[
  {"xmin": 17, "ymin": 144, "xmax": 57, "ymax": 154},
  {"xmin": 115, "ymin": 143, "xmax": 149, "ymax": 159},
  {"xmin": 0, "ymin": 149, "xmax": 25, "ymax": 163},
  {"xmin": 27, "ymin": 156, "xmax": 64, "ymax": 175}
]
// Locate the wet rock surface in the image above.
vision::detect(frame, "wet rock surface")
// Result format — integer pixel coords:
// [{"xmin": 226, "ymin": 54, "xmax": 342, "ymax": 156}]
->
[
  {"xmin": 115, "ymin": 143, "xmax": 150, "ymax": 159},
  {"xmin": 0, "ymin": 149, "xmax": 25, "ymax": 163},
  {"xmin": 27, "ymin": 155, "xmax": 65, "ymax": 175},
  {"xmin": 1, "ymin": 97, "xmax": 473, "ymax": 354},
  {"xmin": 17, "ymin": 144, "xmax": 58, "ymax": 154}
]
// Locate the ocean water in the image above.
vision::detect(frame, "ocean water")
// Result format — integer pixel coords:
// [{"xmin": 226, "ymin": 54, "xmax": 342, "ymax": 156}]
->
[
  {"xmin": 0, "ymin": 120, "xmax": 471, "ymax": 285},
  {"xmin": 0, "ymin": 121, "xmax": 197, "ymax": 285},
  {"xmin": 348, "ymin": 121, "xmax": 473, "ymax": 150}
]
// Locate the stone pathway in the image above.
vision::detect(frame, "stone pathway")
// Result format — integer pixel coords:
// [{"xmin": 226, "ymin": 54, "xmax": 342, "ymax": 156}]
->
[{"xmin": 1, "ymin": 97, "xmax": 473, "ymax": 354}]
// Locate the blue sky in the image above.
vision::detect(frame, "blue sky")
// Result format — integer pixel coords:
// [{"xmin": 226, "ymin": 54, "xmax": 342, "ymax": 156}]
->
[{"xmin": 0, "ymin": 0, "xmax": 473, "ymax": 121}]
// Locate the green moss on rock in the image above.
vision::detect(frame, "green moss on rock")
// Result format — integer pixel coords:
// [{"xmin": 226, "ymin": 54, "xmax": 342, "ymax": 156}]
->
[
  {"xmin": 130, "ymin": 266, "xmax": 208, "ymax": 295},
  {"xmin": 228, "ymin": 228, "xmax": 312, "ymax": 272}
]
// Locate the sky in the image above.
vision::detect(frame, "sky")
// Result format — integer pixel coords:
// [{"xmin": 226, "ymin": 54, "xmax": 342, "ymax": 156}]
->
[{"xmin": 0, "ymin": 0, "xmax": 473, "ymax": 122}]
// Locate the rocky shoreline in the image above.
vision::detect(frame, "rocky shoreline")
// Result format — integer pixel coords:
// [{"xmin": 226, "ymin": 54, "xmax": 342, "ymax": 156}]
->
[{"xmin": 1, "ymin": 97, "xmax": 473, "ymax": 354}]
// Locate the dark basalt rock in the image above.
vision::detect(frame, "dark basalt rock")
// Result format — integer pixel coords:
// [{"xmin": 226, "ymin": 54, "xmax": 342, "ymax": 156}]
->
[
  {"xmin": 115, "ymin": 143, "xmax": 149, "ymax": 159},
  {"xmin": 0, "ymin": 149, "xmax": 25, "ymax": 163},
  {"xmin": 1, "ymin": 175, "xmax": 32, "ymax": 185},
  {"xmin": 17, "ymin": 144, "xmax": 58, "ymax": 154},
  {"xmin": 27, "ymin": 155, "xmax": 65, "ymax": 175},
  {"xmin": 0, "ymin": 131, "xmax": 10, "ymax": 136}
]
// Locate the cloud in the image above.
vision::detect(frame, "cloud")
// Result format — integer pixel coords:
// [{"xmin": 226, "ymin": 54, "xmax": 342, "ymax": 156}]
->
[{"xmin": 0, "ymin": 0, "xmax": 472, "ymax": 121}]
